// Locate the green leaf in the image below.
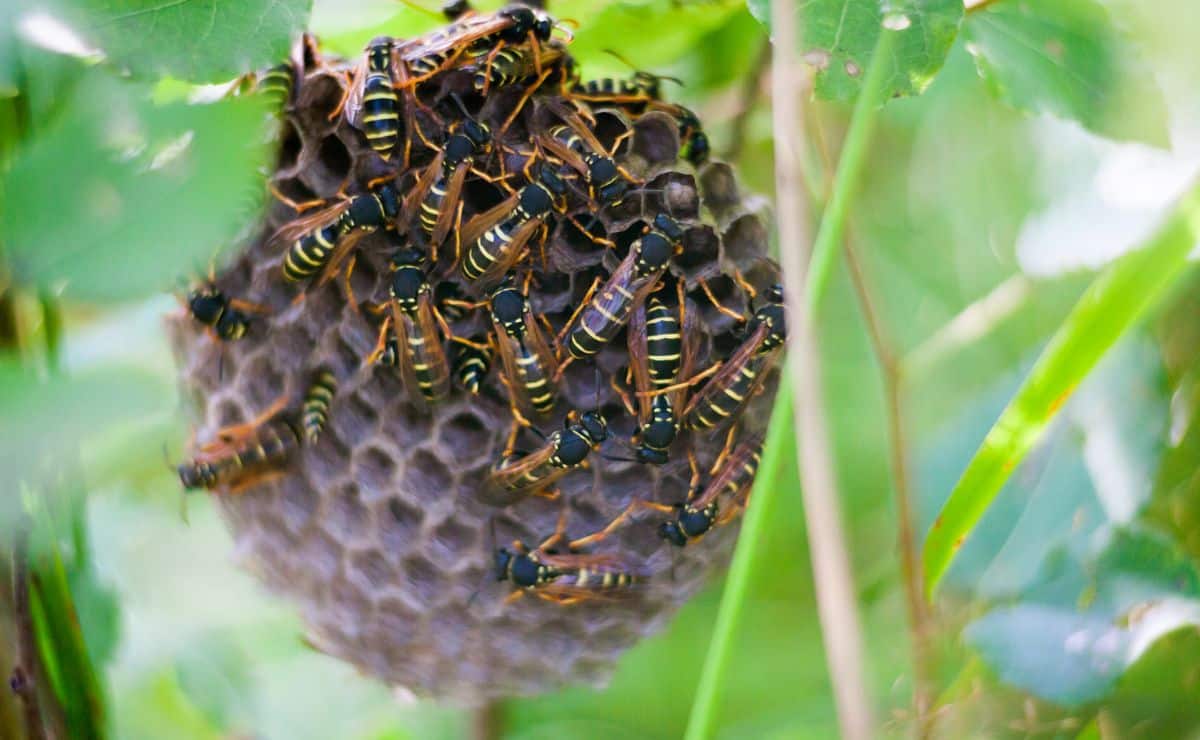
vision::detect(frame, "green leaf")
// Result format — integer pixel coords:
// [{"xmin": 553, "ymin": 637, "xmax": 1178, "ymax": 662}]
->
[
  {"xmin": 748, "ymin": 0, "xmax": 964, "ymax": 102},
  {"xmin": 963, "ymin": 0, "xmax": 1170, "ymax": 147},
  {"xmin": 1, "ymin": 70, "xmax": 271, "ymax": 302},
  {"xmin": 965, "ymin": 528, "xmax": 1200, "ymax": 706},
  {"xmin": 0, "ymin": 359, "xmax": 170, "ymax": 534},
  {"xmin": 922, "ymin": 183, "xmax": 1200, "ymax": 597},
  {"xmin": 56, "ymin": 0, "xmax": 312, "ymax": 83}
]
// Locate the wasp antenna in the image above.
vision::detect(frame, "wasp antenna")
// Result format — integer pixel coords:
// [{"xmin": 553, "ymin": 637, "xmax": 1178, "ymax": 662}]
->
[
  {"xmin": 448, "ymin": 91, "xmax": 473, "ymax": 120},
  {"xmin": 601, "ymin": 48, "xmax": 638, "ymax": 71}
]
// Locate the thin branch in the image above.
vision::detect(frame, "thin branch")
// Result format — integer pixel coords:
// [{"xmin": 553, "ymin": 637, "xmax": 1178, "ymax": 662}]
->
[
  {"xmin": 843, "ymin": 239, "xmax": 935, "ymax": 734},
  {"xmin": 471, "ymin": 701, "xmax": 501, "ymax": 740},
  {"xmin": 772, "ymin": 0, "xmax": 874, "ymax": 737},
  {"xmin": 723, "ymin": 39, "xmax": 771, "ymax": 162},
  {"xmin": 10, "ymin": 524, "xmax": 46, "ymax": 740}
]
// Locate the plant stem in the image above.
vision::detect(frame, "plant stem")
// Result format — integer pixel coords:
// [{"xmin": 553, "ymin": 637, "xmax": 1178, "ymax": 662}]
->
[
  {"xmin": 964, "ymin": 0, "xmax": 1003, "ymax": 13},
  {"xmin": 686, "ymin": 5, "xmax": 885, "ymax": 740},
  {"xmin": 843, "ymin": 239, "xmax": 935, "ymax": 734},
  {"xmin": 472, "ymin": 701, "xmax": 502, "ymax": 740},
  {"xmin": 10, "ymin": 523, "xmax": 47, "ymax": 740},
  {"xmin": 804, "ymin": 27, "xmax": 896, "ymax": 318}
]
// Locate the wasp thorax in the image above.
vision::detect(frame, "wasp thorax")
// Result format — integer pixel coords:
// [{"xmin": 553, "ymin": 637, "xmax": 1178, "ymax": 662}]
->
[{"xmin": 174, "ymin": 13, "xmax": 779, "ymax": 701}]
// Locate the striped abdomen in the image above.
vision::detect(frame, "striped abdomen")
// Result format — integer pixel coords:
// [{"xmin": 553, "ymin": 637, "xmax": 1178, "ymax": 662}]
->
[
  {"xmin": 644, "ymin": 300, "xmax": 682, "ymax": 388},
  {"xmin": 256, "ymin": 63, "xmax": 294, "ymax": 108},
  {"xmin": 513, "ymin": 340, "xmax": 556, "ymax": 413},
  {"xmin": 462, "ymin": 218, "xmax": 517, "ymax": 281},
  {"xmin": 451, "ymin": 343, "xmax": 491, "ymax": 394},
  {"xmin": 361, "ymin": 73, "xmax": 399, "ymax": 157},
  {"xmin": 473, "ymin": 48, "xmax": 525, "ymax": 91},
  {"xmin": 419, "ymin": 171, "xmax": 451, "ymax": 236},
  {"xmin": 301, "ymin": 372, "xmax": 337, "ymax": 444},
  {"xmin": 563, "ymin": 567, "xmax": 640, "ymax": 591},
  {"xmin": 685, "ymin": 353, "xmax": 767, "ymax": 431},
  {"xmin": 284, "ymin": 219, "xmax": 346, "ymax": 282},
  {"xmin": 401, "ymin": 313, "xmax": 450, "ymax": 402},
  {"xmin": 567, "ymin": 281, "xmax": 639, "ymax": 360},
  {"xmin": 179, "ymin": 419, "xmax": 301, "ymax": 490}
]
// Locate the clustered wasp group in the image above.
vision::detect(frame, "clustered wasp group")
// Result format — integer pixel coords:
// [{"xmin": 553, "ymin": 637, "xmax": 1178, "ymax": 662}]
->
[{"xmin": 178, "ymin": 2, "xmax": 784, "ymax": 607}]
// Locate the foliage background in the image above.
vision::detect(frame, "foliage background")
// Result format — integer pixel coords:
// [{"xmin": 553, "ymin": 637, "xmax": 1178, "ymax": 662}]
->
[{"xmin": 0, "ymin": 0, "xmax": 1198, "ymax": 737}]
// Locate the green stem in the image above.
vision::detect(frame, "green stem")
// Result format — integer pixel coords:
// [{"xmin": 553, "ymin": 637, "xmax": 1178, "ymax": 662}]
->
[
  {"xmin": 685, "ymin": 24, "xmax": 897, "ymax": 740},
  {"xmin": 804, "ymin": 28, "xmax": 896, "ymax": 318},
  {"xmin": 684, "ymin": 381, "xmax": 793, "ymax": 740}
]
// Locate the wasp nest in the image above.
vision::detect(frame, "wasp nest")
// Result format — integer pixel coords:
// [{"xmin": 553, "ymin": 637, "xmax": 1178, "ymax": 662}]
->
[{"xmin": 171, "ymin": 7, "xmax": 781, "ymax": 702}]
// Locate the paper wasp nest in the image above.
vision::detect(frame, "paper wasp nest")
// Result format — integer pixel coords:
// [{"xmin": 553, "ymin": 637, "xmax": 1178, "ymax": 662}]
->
[{"xmin": 171, "ymin": 15, "xmax": 780, "ymax": 701}]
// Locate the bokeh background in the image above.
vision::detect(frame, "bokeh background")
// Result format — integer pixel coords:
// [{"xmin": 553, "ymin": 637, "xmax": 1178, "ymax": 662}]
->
[{"xmin": 1, "ymin": 0, "xmax": 1199, "ymax": 737}]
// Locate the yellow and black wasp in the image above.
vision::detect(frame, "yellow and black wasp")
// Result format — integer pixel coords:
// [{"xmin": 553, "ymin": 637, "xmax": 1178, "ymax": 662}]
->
[
  {"xmin": 400, "ymin": 96, "xmax": 492, "ymax": 258},
  {"xmin": 539, "ymin": 99, "xmax": 637, "ymax": 209},
  {"xmin": 368, "ymin": 247, "xmax": 452, "ymax": 404},
  {"xmin": 482, "ymin": 409, "xmax": 608, "ymax": 506},
  {"xmin": 275, "ymin": 184, "xmax": 400, "ymax": 285},
  {"xmin": 471, "ymin": 41, "xmax": 566, "ymax": 94},
  {"xmin": 342, "ymin": 37, "xmax": 402, "ymax": 159},
  {"xmin": 458, "ymin": 166, "xmax": 568, "ymax": 287},
  {"xmin": 177, "ymin": 396, "xmax": 302, "ymax": 493},
  {"xmin": 559, "ymin": 212, "xmax": 684, "ymax": 361},
  {"xmin": 681, "ymin": 284, "xmax": 785, "ymax": 432},
  {"xmin": 625, "ymin": 288, "xmax": 696, "ymax": 464},
  {"xmin": 400, "ymin": 5, "xmax": 567, "ymax": 87},
  {"xmin": 568, "ymin": 49, "xmax": 680, "ymax": 107},
  {"xmin": 186, "ymin": 286, "xmax": 265, "ymax": 342},
  {"xmin": 572, "ymin": 434, "xmax": 763, "ymax": 551},
  {"xmin": 489, "ymin": 279, "xmax": 559, "ymax": 424},
  {"xmin": 301, "ymin": 370, "xmax": 337, "ymax": 444},
  {"xmin": 494, "ymin": 524, "xmax": 642, "ymax": 605}
]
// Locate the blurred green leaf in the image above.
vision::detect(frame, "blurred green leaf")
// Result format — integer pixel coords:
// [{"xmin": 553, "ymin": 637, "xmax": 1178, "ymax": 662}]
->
[
  {"xmin": 963, "ymin": 0, "xmax": 1169, "ymax": 147},
  {"xmin": 2, "ymin": 70, "xmax": 271, "ymax": 302},
  {"xmin": 965, "ymin": 527, "xmax": 1200, "ymax": 706},
  {"xmin": 918, "ymin": 337, "xmax": 1166, "ymax": 599},
  {"xmin": 56, "ymin": 0, "xmax": 312, "ymax": 83},
  {"xmin": 923, "ymin": 186, "xmax": 1200, "ymax": 596},
  {"xmin": 174, "ymin": 631, "xmax": 256, "ymax": 731},
  {"xmin": 0, "ymin": 359, "xmax": 170, "ymax": 533},
  {"xmin": 748, "ymin": 0, "xmax": 963, "ymax": 101}
]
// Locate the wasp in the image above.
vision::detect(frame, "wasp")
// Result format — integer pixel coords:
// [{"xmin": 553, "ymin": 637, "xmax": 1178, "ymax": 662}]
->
[
  {"xmin": 399, "ymin": 5, "xmax": 565, "ymax": 87},
  {"xmin": 186, "ymin": 286, "xmax": 264, "ymax": 341},
  {"xmin": 301, "ymin": 371, "xmax": 337, "ymax": 444},
  {"xmin": 672, "ymin": 105, "xmax": 710, "ymax": 166},
  {"xmin": 450, "ymin": 337, "xmax": 492, "ymax": 394},
  {"xmin": 178, "ymin": 397, "xmax": 302, "ymax": 492},
  {"xmin": 625, "ymin": 290, "xmax": 696, "ymax": 464},
  {"xmin": 560, "ymin": 213, "xmax": 684, "ymax": 361},
  {"xmin": 681, "ymin": 284, "xmax": 785, "ymax": 432},
  {"xmin": 276, "ymin": 184, "xmax": 400, "ymax": 284},
  {"xmin": 483, "ymin": 410, "xmax": 608, "ymax": 505},
  {"xmin": 369, "ymin": 247, "xmax": 452, "ymax": 404},
  {"xmin": 254, "ymin": 62, "xmax": 296, "ymax": 108},
  {"xmin": 401, "ymin": 97, "xmax": 492, "ymax": 254},
  {"xmin": 539, "ymin": 100, "xmax": 636, "ymax": 208},
  {"xmin": 489, "ymin": 279, "xmax": 559, "ymax": 423},
  {"xmin": 458, "ymin": 166, "xmax": 568, "ymax": 286},
  {"xmin": 493, "ymin": 514, "xmax": 642, "ymax": 604},
  {"xmin": 573, "ymin": 435, "xmax": 763, "ymax": 551},
  {"xmin": 342, "ymin": 38, "xmax": 401, "ymax": 160},
  {"xmin": 471, "ymin": 42, "xmax": 566, "ymax": 94},
  {"xmin": 569, "ymin": 50, "xmax": 680, "ymax": 107}
]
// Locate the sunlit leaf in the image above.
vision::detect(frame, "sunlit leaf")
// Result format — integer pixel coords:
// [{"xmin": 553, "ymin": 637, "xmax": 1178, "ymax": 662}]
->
[
  {"xmin": 963, "ymin": 0, "xmax": 1169, "ymax": 147},
  {"xmin": 748, "ymin": 0, "xmax": 964, "ymax": 101},
  {"xmin": 923, "ymin": 184, "xmax": 1200, "ymax": 596},
  {"xmin": 965, "ymin": 528, "xmax": 1200, "ymax": 706},
  {"xmin": 53, "ymin": 0, "xmax": 312, "ymax": 83},
  {"xmin": 1, "ymin": 70, "xmax": 271, "ymax": 302}
]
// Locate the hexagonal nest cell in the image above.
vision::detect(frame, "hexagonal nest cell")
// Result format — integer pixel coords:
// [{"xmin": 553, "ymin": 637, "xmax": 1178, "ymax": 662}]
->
[{"xmin": 171, "ymin": 10, "xmax": 782, "ymax": 703}]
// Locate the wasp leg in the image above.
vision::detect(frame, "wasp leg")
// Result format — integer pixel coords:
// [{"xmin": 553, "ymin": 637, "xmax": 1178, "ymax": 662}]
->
[
  {"xmin": 364, "ymin": 315, "xmax": 393, "ymax": 365},
  {"xmin": 699, "ymin": 278, "xmax": 747, "ymax": 323},
  {"xmin": 209, "ymin": 395, "xmax": 291, "ymax": 448},
  {"xmin": 569, "ymin": 499, "xmax": 673, "ymax": 550}
]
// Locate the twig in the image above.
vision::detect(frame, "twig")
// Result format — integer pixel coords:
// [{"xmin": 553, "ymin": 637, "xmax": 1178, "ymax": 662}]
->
[
  {"xmin": 723, "ymin": 39, "xmax": 771, "ymax": 162},
  {"xmin": 10, "ymin": 524, "xmax": 47, "ymax": 740},
  {"xmin": 771, "ymin": 0, "xmax": 874, "ymax": 736},
  {"xmin": 843, "ymin": 239, "xmax": 935, "ymax": 733},
  {"xmin": 471, "ymin": 701, "xmax": 502, "ymax": 740}
]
